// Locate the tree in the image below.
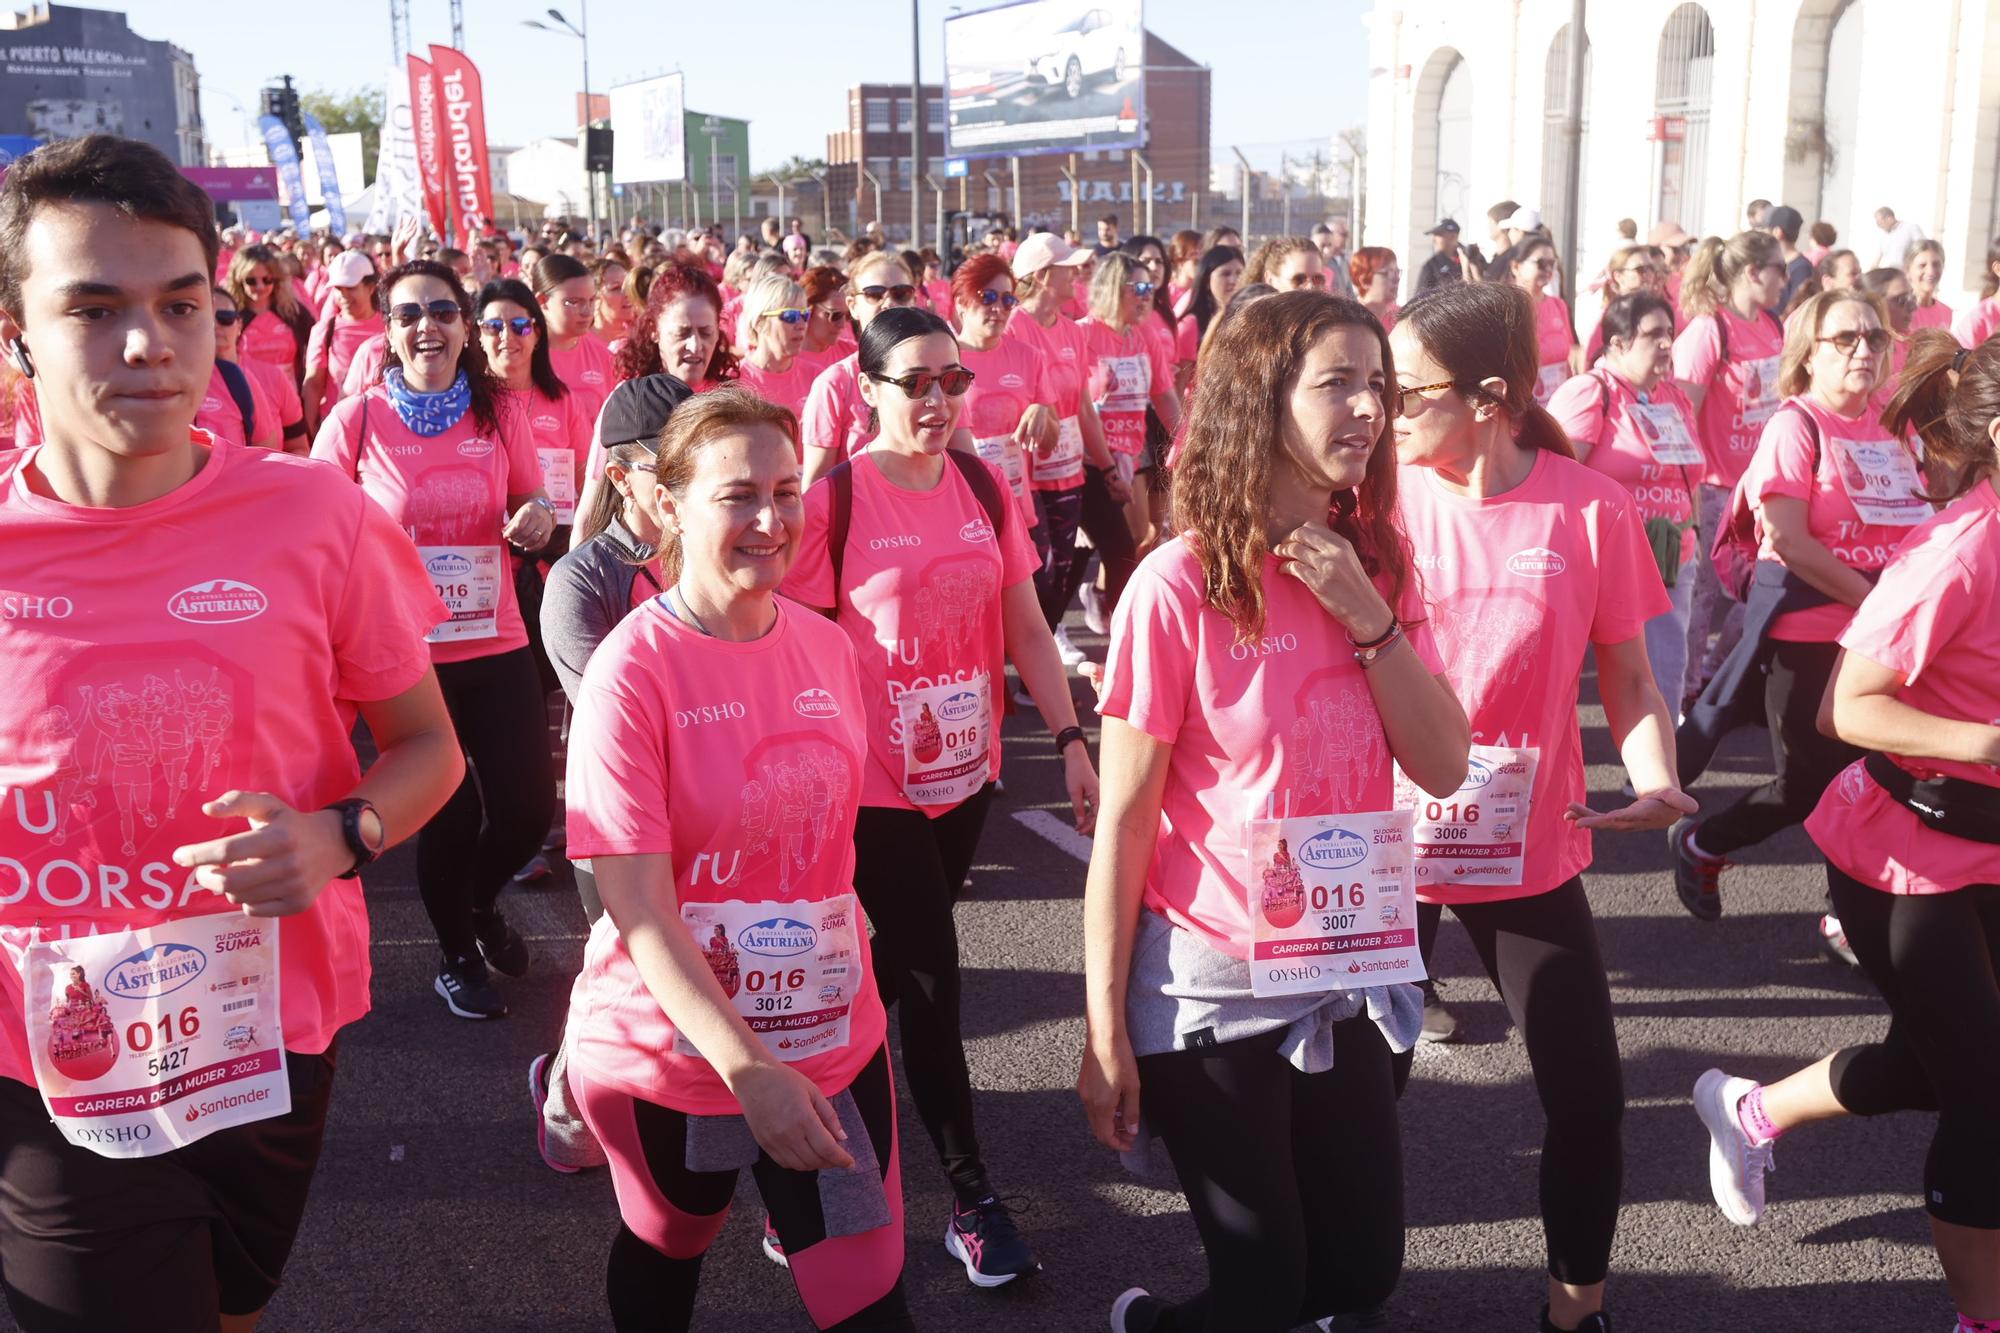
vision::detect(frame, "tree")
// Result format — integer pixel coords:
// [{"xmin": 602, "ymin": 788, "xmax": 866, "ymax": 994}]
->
[
  {"xmin": 754, "ymin": 153, "xmax": 828, "ymax": 182},
  {"xmin": 300, "ymin": 86, "xmax": 385, "ymax": 176}
]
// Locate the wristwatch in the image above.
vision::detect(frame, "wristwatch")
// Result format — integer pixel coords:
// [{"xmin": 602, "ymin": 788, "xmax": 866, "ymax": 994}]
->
[{"xmin": 325, "ymin": 798, "xmax": 387, "ymax": 878}]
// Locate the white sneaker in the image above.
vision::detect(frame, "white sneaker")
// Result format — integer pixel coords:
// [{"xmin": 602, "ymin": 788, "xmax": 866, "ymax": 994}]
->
[
  {"xmin": 1110, "ymin": 1288, "xmax": 1154, "ymax": 1332},
  {"xmin": 1694, "ymin": 1068, "xmax": 1774, "ymax": 1226},
  {"xmin": 1053, "ymin": 625, "xmax": 1088, "ymax": 667}
]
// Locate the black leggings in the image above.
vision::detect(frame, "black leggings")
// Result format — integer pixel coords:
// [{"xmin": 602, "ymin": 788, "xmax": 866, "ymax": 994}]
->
[
  {"xmin": 1133, "ymin": 1021, "xmax": 1404, "ymax": 1332},
  {"xmin": 421, "ymin": 647, "xmax": 557, "ymax": 961},
  {"xmin": 1825, "ymin": 865, "xmax": 2000, "ymax": 1229},
  {"xmin": 850, "ymin": 787, "xmax": 993, "ymax": 1202},
  {"xmin": 1700, "ymin": 639, "xmax": 1862, "ymax": 857},
  {"xmin": 1032, "ymin": 468, "xmax": 1137, "ymax": 630},
  {"xmin": 594, "ymin": 1046, "xmax": 912, "ymax": 1331},
  {"xmin": 1393, "ymin": 878, "xmax": 1625, "ymax": 1286},
  {"xmin": 1031, "ymin": 486, "xmax": 1084, "ymax": 629}
]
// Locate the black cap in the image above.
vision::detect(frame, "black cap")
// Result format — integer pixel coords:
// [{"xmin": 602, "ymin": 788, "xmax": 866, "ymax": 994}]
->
[
  {"xmin": 1426, "ymin": 218, "xmax": 1461, "ymax": 235},
  {"xmin": 597, "ymin": 373, "xmax": 694, "ymax": 449},
  {"xmin": 1764, "ymin": 205, "xmax": 1804, "ymax": 241}
]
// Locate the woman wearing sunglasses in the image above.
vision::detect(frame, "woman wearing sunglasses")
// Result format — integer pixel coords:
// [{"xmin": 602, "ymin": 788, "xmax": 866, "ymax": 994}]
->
[
  {"xmin": 1505, "ymin": 236, "xmax": 1580, "ymax": 406},
  {"xmin": 312, "ymin": 260, "xmax": 559, "ymax": 1023},
  {"xmin": 733, "ymin": 272, "xmax": 818, "ymax": 432},
  {"xmin": 1672, "ymin": 290, "xmax": 1930, "ymax": 953},
  {"xmin": 212, "ymin": 284, "xmax": 303, "ymax": 452},
  {"xmin": 798, "ymin": 265, "xmax": 856, "ymax": 380},
  {"xmin": 536, "ymin": 254, "xmax": 618, "ymax": 433},
  {"xmin": 1082, "ymin": 252, "xmax": 1184, "ymax": 569},
  {"xmin": 784, "ymin": 305, "xmax": 1098, "ymax": 1292},
  {"xmin": 948, "ymin": 253, "xmax": 1051, "ymax": 531},
  {"xmin": 228, "ymin": 243, "xmax": 316, "ymax": 386},
  {"xmin": 800, "ymin": 250, "xmax": 919, "ymax": 486},
  {"xmin": 1123, "ymin": 235, "xmax": 1194, "ymax": 395},
  {"xmin": 480, "ymin": 278, "xmax": 592, "ymax": 536}
]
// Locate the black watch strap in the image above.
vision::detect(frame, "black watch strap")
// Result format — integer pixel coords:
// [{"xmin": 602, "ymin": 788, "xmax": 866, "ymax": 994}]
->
[
  {"xmin": 326, "ymin": 798, "xmax": 384, "ymax": 878},
  {"xmin": 1054, "ymin": 725, "xmax": 1087, "ymax": 754}
]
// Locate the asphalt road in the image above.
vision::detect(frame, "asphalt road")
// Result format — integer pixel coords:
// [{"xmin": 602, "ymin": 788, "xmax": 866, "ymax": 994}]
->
[{"xmin": 4, "ymin": 645, "xmax": 1954, "ymax": 1333}]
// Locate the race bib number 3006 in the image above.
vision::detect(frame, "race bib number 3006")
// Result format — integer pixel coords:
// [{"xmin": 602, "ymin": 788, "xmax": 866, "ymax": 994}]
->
[
  {"xmin": 24, "ymin": 916, "xmax": 288, "ymax": 1159},
  {"xmin": 1243, "ymin": 809, "xmax": 1425, "ymax": 997}
]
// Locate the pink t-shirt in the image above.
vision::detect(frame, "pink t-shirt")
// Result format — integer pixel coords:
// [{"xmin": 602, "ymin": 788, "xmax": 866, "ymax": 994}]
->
[
  {"xmin": 1950, "ymin": 297, "xmax": 2000, "ymax": 349},
  {"xmin": 1006, "ymin": 309, "xmax": 1092, "ymax": 492},
  {"xmin": 310, "ymin": 386, "xmax": 541, "ymax": 664},
  {"xmin": 734, "ymin": 354, "xmax": 820, "ymax": 430},
  {"xmin": 955, "ymin": 335, "xmax": 1052, "ymax": 528},
  {"xmin": 1909, "ymin": 300, "xmax": 1953, "ymax": 335},
  {"xmin": 242, "ymin": 358, "xmax": 303, "ymax": 439},
  {"xmin": 550, "ymin": 335, "xmax": 617, "ymax": 439},
  {"xmin": 782, "ymin": 451, "xmax": 1039, "ymax": 817},
  {"xmin": 1547, "ymin": 369, "xmax": 1701, "ymax": 558},
  {"xmin": 1175, "ymin": 313, "xmax": 1200, "ymax": 367},
  {"xmin": 514, "ymin": 386, "xmax": 594, "ymax": 524},
  {"xmin": 0, "ymin": 435, "xmax": 444, "ymax": 1089},
  {"xmin": 719, "ymin": 293, "xmax": 744, "ymax": 350},
  {"xmin": 237, "ymin": 309, "xmax": 300, "ymax": 378},
  {"xmin": 1806, "ymin": 482, "xmax": 2000, "ymax": 895},
  {"xmin": 800, "ymin": 353, "xmax": 877, "ymax": 462},
  {"xmin": 1396, "ymin": 452, "xmax": 1668, "ymax": 903},
  {"xmin": 1098, "ymin": 538, "xmax": 1443, "ymax": 956},
  {"xmin": 1079, "ymin": 315, "xmax": 1172, "ymax": 458},
  {"xmin": 562, "ymin": 598, "xmax": 887, "ymax": 1113},
  {"xmin": 342, "ymin": 334, "xmax": 389, "ymax": 400},
  {"xmin": 193, "ymin": 366, "xmax": 250, "ymax": 449},
  {"xmin": 1673, "ymin": 308, "xmax": 1788, "ymax": 488},
  {"xmin": 306, "ymin": 312, "xmax": 387, "ymax": 418},
  {"xmin": 1531, "ymin": 296, "xmax": 1575, "ymax": 404},
  {"xmin": 1742, "ymin": 396, "xmax": 1928, "ymax": 642}
]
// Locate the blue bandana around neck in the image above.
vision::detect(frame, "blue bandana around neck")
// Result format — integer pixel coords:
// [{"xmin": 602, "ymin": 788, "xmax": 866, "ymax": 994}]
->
[{"xmin": 384, "ymin": 367, "xmax": 472, "ymax": 436}]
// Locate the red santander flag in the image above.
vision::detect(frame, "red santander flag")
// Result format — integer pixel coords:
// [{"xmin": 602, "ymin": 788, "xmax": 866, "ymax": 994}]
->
[
  {"xmin": 430, "ymin": 45, "xmax": 495, "ymax": 250},
  {"xmin": 406, "ymin": 54, "xmax": 449, "ymax": 236}
]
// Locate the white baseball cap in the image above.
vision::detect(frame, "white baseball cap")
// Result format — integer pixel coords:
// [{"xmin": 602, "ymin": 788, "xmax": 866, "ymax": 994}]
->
[
  {"xmin": 1503, "ymin": 207, "xmax": 1545, "ymax": 234},
  {"xmin": 1010, "ymin": 232, "xmax": 1092, "ymax": 280},
  {"xmin": 327, "ymin": 250, "xmax": 376, "ymax": 288}
]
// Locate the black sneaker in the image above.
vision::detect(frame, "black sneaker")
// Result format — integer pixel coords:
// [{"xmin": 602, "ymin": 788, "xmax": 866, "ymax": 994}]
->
[
  {"xmin": 474, "ymin": 910, "xmax": 530, "ymax": 977},
  {"xmin": 1418, "ymin": 977, "xmax": 1458, "ymax": 1044},
  {"xmin": 1112, "ymin": 1287, "xmax": 1164, "ymax": 1332},
  {"xmin": 435, "ymin": 955, "xmax": 507, "ymax": 1019},
  {"xmin": 944, "ymin": 1193, "xmax": 1038, "ymax": 1288},
  {"xmin": 1671, "ymin": 818, "xmax": 1727, "ymax": 922}
]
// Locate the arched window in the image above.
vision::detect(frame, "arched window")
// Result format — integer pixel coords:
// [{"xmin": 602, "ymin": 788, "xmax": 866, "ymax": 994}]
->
[
  {"xmin": 1782, "ymin": 1, "xmax": 1861, "ymax": 231},
  {"xmin": 1409, "ymin": 48, "xmax": 1472, "ymax": 282},
  {"xmin": 1540, "ymin": 22, "xmax": 1592, "ymax": 250},
  {"xmin": 1653, "ymin": 4, "xmax": 1715, "ymax": 234}
]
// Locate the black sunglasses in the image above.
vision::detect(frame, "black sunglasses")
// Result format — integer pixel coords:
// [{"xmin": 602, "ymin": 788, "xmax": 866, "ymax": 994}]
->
[
  {"xmin": 214, "ymin": 310, "xmax": 242, "ymax": 327},
  {"xmin": 859, "ymin": 284, "xmax": 918, "ymax": 305},
  {"xmin": 867, "ymin": 367, "xmax": 974, "ymax": 399},
  {"xmin": 390, "ymin": 300, "xmax": 463, "ymax": 328}
]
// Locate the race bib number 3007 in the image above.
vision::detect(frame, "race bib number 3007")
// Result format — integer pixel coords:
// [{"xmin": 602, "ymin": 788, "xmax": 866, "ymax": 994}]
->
[
  {"xmin": 24, "ymin": 916, "xmax": 288, "ymax": 1159},
  {"xmin": 1243, "ymin": 809, "xmax": 1425, "ymax": 997}
]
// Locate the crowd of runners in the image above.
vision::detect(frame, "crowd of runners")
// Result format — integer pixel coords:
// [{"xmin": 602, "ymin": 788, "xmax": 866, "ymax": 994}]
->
[{"xmin": 0, "ymin": 133, "xmax": 1995, "ymax": 1333}]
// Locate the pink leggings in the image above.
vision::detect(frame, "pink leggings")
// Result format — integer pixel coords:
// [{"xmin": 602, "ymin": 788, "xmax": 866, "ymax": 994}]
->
[{"xmin": 574, "ymin": 1045, "xmax": 911, "ymax": 1331}]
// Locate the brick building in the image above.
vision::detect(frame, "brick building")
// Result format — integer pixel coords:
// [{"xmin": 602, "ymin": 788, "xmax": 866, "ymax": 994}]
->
[{"xmin": 824, "ymin": 29, "xmax": 1210, "ymax": 248}]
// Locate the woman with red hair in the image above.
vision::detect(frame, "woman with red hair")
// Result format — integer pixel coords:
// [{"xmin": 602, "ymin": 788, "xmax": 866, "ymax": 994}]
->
[
  {"xmin": 948, "ymin": 253, "xmax": 1053, "ymax": 530},
  {"xmin": 1350, "ymin": 247, "xmax": 1402, "ymax": 331},
  {"xmin": 611, "ymin": 262, "xmax": 737, "ymax": 391},
  {"xmin": 797, "ymin": 265, "xmax": 856, "ymax": 380}
]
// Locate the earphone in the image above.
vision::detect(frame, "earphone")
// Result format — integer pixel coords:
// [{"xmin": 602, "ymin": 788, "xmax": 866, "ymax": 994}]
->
[{"xmin": 9, "ymin": 338, "xmax": 33, "ymax": 380}]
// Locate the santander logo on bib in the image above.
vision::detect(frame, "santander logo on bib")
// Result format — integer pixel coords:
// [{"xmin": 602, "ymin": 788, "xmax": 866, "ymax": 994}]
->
[
  {"xmin": 793, "ymin": 688, "xmax": 841, "ymax": 719},
  {"xmin": 167, "ymin": 579, "xmax": 268, "ymax": 624},
  {"xmin": 1506, "ymin": 547, "xmax": 1567, "ymax": 578},
  {"xmin": 959, "ymin": 517, "xmax": 995, "ymax": 544},
  {"xmin": 456, "ymin": 438, "xmax": 495, "ymax": 459}
]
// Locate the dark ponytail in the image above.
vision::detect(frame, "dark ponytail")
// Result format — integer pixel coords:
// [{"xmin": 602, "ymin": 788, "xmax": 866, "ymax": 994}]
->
[
  {"xmin": 857, "ymin": 306, "xmax": 956, "ymax": 437},
  {"xmin": 1398, "ymin": 281, "xmax": 1576, "ymax": 460},
  {"xmin": 1881, "ymin": 329, "xmax": 2000, "ymax": 502}
]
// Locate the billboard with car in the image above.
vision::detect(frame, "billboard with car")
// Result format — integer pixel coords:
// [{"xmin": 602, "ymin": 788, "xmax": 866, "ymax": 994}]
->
[{"xmin": 944, "ymin": 0, "xmax": 1144, "ymax": 159}]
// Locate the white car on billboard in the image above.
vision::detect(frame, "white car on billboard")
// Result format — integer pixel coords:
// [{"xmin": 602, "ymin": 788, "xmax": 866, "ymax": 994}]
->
[{"xmin": 1027, "ymin": 8, "xmax": 1131, "ymax": 99}]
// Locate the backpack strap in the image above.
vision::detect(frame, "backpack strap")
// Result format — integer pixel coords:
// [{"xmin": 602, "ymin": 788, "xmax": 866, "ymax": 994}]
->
[
  {"xmin": 827, "ymin": 458, "xmax": 854, "ymax": 607},
  {"xmin": 1782, "ymin": 398, "xmax": 1822, "ymax": 475},
  {"xmin": 1714, "ymin": 310, "xmax": 1728, "ymax": 365},
  {"xmin": 945, "ymin": 448, "xmax": 1008, "ymax": 536},
  {"xmin": 215, "ymin": 358, "xmax": 256, "ymax": 442}
]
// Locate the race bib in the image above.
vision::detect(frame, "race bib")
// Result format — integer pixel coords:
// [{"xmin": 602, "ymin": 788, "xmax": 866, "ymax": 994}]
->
[
  {"xmin": 1243, "ymin": 809, "xmax": 1425, "ymax": 997},
  {"xmin": 898, "ymin": 672, "xmax": 991, "ymax": 806},
  {"xmin": 1535, "ymin": 362, "xmax": 1567, "ymax": 405},
  {"xmin": 536, "ymin": 447, "xmax": 578, "ymax": 523},
  {"xmin": 972, "ymin": 435, "xmax": 1028, "ymax": 501},
  {"xmin": 1831, "ymin": 437, "xmax": 1929, "ymax": 527},
  {"xmin": 24, "ymin": 917, "xmax": 288, "ymax": 1159},
  {"xmin": 1394, "ymin": 745, "xmax": 1539, "ymax": 889},
  {"xmin": 420, "ymin": 544, "xmax": 503, "ymax": 643},
  {"xmin": 1738, "ymin": 355, "xmax": 1783, "ymax": 427},
  {"xmin": 1631, "ymin": 399, "xmax": 1703, "ymax": 467},
  {"xmin": 676, "ymin": 895, "xmax": 860, "ymax": 1063},
  {"xmin": 1036, "ymin": 415, "xmax": 1086, "ymax": 486},
  {"xmin": 1097, "ymin": 353, "xmax": 1151, "ymax": 457}
]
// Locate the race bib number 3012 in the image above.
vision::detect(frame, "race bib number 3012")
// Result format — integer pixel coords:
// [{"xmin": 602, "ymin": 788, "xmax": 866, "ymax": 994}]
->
[
  {"xmin": 1243, "ymin": 809, "xmax": 1425, "ymax": 997},
  {"xmin": 677, "ymin": 895, "xmax": 860, "ymax": 1063},
  {"xmin": 23, "ymin": 916, "xmax": 288, "ymax": 1159}
]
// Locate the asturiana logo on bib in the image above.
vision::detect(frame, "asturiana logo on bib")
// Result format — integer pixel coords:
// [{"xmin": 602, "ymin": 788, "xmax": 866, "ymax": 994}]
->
[
  {"xmin": 167, "ymin": 580, "xmax": 268, "ymax": 624},
  {"xmin": 937, "ymin": 689, "xmax": 982, "ymax": 723},
  {"xmin": 1298, "ymin": 827, "xmax": 1370, "ymax": 871},
  {"xmin": 427, "ymin": 552, "xmax": 474, "ymax": 579},
  {"xmin": 1460, "ymin": 756, "xmax": 1496, "ymax": 790},
  {"xmin": 959, "ymin": 517, "xmax": 995, "ymax": 543},
  {"xmin": 456, "ymin": 438, "xmax": 495, "ymax": 458},
  {"xmin": 1506, "ymin": 547, "xmax": 1566, "ymax": 578},
  {"xmin": 738, "ymin": 917, "xmax": 817, "ymax": 957},
  {"xmin": 793, "ymin": 688, "xmax": 840, "ymax": 719},
  {"xmin": 105, "ymin": 942, "xmax": 207, "ymax": 999}
]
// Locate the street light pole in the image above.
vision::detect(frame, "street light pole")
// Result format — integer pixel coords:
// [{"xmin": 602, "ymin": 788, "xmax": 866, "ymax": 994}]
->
[
  {"xmin": 525, "ymin": 6, "xmax": 596, "ymax": 240},
  {"xmin": 910, "ymin": 0, "xmax": 924, "ymax": 246}
]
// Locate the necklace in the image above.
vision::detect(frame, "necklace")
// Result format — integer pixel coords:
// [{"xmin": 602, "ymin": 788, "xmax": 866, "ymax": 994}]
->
[{"xmin": 668, "ymin": 586, "xmax": 716, "ymax": 638}]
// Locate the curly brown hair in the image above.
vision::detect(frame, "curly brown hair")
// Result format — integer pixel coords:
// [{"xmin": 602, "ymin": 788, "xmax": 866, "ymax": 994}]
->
[{"xmin": 1173, "ymin": 290, "xmax": 1412, "ymax": 643}]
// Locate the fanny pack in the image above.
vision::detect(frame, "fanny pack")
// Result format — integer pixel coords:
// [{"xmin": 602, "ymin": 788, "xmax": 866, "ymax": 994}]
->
[{"xmin": 1863, "ymin": 752, "xmax": 2000, "ymax": 846}]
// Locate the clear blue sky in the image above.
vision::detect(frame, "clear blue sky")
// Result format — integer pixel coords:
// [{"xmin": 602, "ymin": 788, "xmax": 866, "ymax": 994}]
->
[{"xmin": 107, "ymin": 0, "xmax": 1368, "ymax": 173}]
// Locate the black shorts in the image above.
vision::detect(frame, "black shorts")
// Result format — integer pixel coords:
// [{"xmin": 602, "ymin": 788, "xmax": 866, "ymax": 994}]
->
[{"xmin": 0, "ymin": 1047, "xmax": 336, "ymax": 1333}]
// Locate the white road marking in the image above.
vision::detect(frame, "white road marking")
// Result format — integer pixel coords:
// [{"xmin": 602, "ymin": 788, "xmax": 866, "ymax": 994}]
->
[{"xmin": 1012, "ymin": 809, "xmax": 1094, "ymax": 863}]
